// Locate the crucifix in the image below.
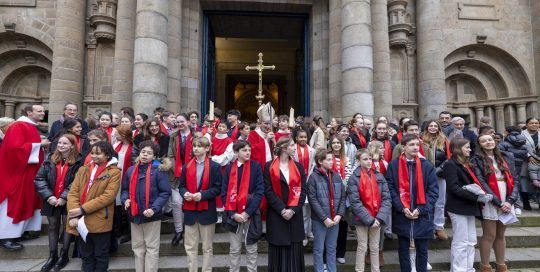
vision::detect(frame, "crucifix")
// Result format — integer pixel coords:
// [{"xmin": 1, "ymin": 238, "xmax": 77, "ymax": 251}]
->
[{"xmin": 245, "ymin": 52, "xmax": 276, "ymax": 106}]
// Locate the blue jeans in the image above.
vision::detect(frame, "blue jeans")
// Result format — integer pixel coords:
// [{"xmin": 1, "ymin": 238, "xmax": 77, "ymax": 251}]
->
[
  {"xmin": 312, "ymin": 219, "xmax": 339, "ymax": 272},
  {"xmin": 397, "ymin": 235, "xmax": 429, "ymax": 272}
]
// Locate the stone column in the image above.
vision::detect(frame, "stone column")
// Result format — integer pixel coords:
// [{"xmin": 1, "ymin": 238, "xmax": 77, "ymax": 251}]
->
[
  {"xmin": 505, "ymin": 104, "xmax": 516, "ymax": 127},
  {"xmin": 341, "ymin": 0, "xmax": 374, "ymax": 120},
  {"xmin": 48, "ymin": 0, "xmax": 86, "ymax": 124},
  {"xmin": 167, "ymin": 0, "xmax": 182, "ymax": 113},
  {"xmin": 474, "ymin": 106, "xmax": 484, "ymax": 127},
  {"xmin": 527, "ymin": 102, "xmax": 538, "ymax": 118},
  {"xmin": 328, "ymin": 0, "xmax": 342, "ymax": 119},
  {"xmin": 494, "ymin": 104, "xmax": 505, "ymax": 133},
  {"xmin": 4, "ymin": 101, "xmax": 15, "ymax": 119},
  {"xmin": 516, "ymin": 103, "xmax": 527, "ymax": 123},
  {"xmin": 371, "ymin": 0, "xmax": 392, "ymax": 118},
  {"xmin": 416, "ymin": 0, "xmax": 447, "ymax": 120},
  {"xmin": 132, "ymin": 0, "xmax": 169, "ymax": 115},
  {"xmin": 111, "ymin": 0, "xmax": 136, "ymax": 113}
]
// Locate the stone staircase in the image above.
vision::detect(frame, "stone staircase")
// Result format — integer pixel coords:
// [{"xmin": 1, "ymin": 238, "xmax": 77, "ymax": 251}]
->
[{"xmin": 2, "ymin": 206, "xmax": 540, "ymax": 271}]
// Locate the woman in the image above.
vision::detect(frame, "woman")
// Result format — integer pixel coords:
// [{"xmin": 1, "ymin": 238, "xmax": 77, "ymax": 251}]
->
[
  {"xmin": 422, "ymin": 120, "xmax": 451, "ymax": 240},
  {"xmin": 34, "ymin": 134, "xmax": 83, "ymax": 271},
  {"xmin": 371, "ymin": 121, "xmax": 394, "ymax": 163},
  {"xmin": 499, "ymin": 126, "xmax": 529, "ymax": 210},
  {"xmin": 113, "ymin": 125, "xmax": 134, "ymax": 244},
  {"xmin": 133, "ymin": 113, "xmax": 148, "ymax": 138},
  {"xmin": 264, "ymin": 137, "xmax": 307, "ymax": 272},
  {"xmin": 121, "ymin": 140, "xmax": 171, "ymax": 272},
  {"xmin": 350, "ymin": 116, "xmax": 370, "ymax": 150},
  {"xmin": 66, "ymin": 141, "xmax": 121, "ymax": 272},
  {"xmin": 51, "ymin": 118, "xmax": 89, "ymax": 156},
  {"xmin": 98, "ymin": 111, "xmax": 117, "ymax": 144},
  {"xmin": 133, "ymin": 117, "xmax": 170, "ymax": 158},
  {"xmin": 443, "ymin": 138, "xmax": 489, "ymax": 272},
  {"xmin": 347, "ymin": 149, "xmax": 391, "ymax": 272},
  {"xmin": 310, "ymin": 115, "xmax": 328, "ymax": 150},
  {"xmin": 308, "ymin": 149, "xmax": 346, "ymax": 272},
  {"xmin": 471, "ymin": 134, "xmax": 519, "ymax": 272},
  {"xmin": 521, "ymin": 117, "xmax": 540, "ymax": 207}
]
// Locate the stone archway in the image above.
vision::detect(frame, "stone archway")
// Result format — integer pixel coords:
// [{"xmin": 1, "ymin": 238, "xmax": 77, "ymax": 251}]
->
[{"xmin": 444, "ymin": 44, "xmax": 537, "ymax": 131}]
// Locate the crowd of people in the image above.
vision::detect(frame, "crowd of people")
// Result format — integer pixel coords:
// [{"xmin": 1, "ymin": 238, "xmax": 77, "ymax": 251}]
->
[{"xmin": 0, "ymin": 101, "xmax": 538, "ymax": 272}]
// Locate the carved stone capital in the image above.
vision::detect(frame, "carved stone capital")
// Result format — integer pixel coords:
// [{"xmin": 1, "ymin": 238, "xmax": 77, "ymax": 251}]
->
[{"xmin": 89, "ymin": 0, "xmax": 117, "ymax": 41}]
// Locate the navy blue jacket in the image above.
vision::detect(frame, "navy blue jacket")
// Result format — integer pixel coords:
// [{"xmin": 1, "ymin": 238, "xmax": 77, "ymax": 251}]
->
[
  {"xmin": 178, "ymin": 159, "xmax": 222, "ymax": 225},
  {"xmin": 121, "ymin": 161, "xmax": 171, "ymax": 224},
  {"xmin": 386, "ymin": 157, "xmax": 438, "ymax": 239},
  {"xmin": 221, "ymin": 160, "xmax": 264, "ymax": 217},
  {"xmin": 48, "ymin": 118, "xmax": 89, "ymax": 141}
]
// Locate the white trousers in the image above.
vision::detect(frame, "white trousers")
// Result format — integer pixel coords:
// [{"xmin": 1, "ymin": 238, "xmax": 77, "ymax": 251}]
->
[
  {"xmin": 448, "ymin": 212, "xmax": 477, "ymax": 272},
  {"xmin": 434, "ymin": 178, "xmax": 446, "ymax": 230}
]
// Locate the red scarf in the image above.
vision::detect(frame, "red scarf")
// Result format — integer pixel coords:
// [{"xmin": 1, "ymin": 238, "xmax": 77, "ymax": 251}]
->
[
  {"xmin": 101, "ymin": 127, "xmax": 113, "ymax": 143},
  {"xmin": 297, "ymin": 144, "xmax": 310, "ymax": 176},
  {"xmin": 174, "ymin": 132, "xmax": 192, "ymax": 178},
  {"xmin": 320, "ymin": 168, "xmax": 335, "ymax": 219},
  {"xmin": 270, "ymin": 157, "xmax": 302, "ymax": 206},
  {"xmin": 358, "ymin": 168, "xmax": 381, "ymax": 217},
  {"xmin": 371, "ymin": 159, "xmax": 387, "ymax": 176},
  {"xmin": 397, "ymin": 153, "xmax": 426, "ymax": 209},
  {"xmin": 464, "ymin": 164, "xmax": 486, "ymax": 192},
  {"xmin": 75, "ymin": 135, "xmax": 81, "ymax": 153},
  {"xmin": 225, "ymin": 160, "xmax": 251, "ymax": 213},
  {"xmin": 230, "ymin": 124, "xmax": 239, "ymax": 141},
  {"xmin": 54, "ymin": 161, "xmax": 70, "ymax": 198},
  {"xmin": 84, "ymin": 153, "xmax": 92, "ymax": 165},
  {"xmin": 397, "ymin": 131, "xmax": 403, "ymax": 144},
  {"xmin": 376, "ymin": 138, "xmax": 392, "ymax": 162},
  {"xmin": 114, "ymin": 142, "xmax": 133, "ymax": 178},
  {"xmin": 419, "ymin": 140, "xmax": 425, "ymax": 157},
  {"xmin": 445, "ymin": 140, "xmax": 452, "ymax": 159},
  {"xmin": 332, "ymin": 155, "xmax": 346, "ymax": 179},
  {"xmin": 487, "ymin": 158, "xmax": 515, "ymax": 201},
  {"xmin": 160, "ymin": 122, "xmax": 170, "ymax": 136},
  {"xmin": 353, "ymin": 128, "xmax": 367, "ymax": 148},
  {"xmin": 129, "ymin": 163, "xmax": 152, "ymax": 216},
  {"xmin": 183, "ymin": 157, "xmax": 210, "ymax": 211},
  {"xmin": 133, "ymin": 129, "xmax": 140, "ymax": 138},
  {"xmin": 80, "ymin": 162, "xmax": 109, "ymax": 204}
]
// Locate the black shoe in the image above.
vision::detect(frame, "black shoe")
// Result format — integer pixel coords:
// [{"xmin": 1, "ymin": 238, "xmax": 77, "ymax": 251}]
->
[
  {"xmin": 20, "ymin": 232, "xmax": 40, "ymax": 241},
  {"xmin": 41, "ymin": 251, "xmax": 58, "ymax": 271},
  {"xmin": 0, "ymin": 239, "xmax": 24, "ymax": 251},
  {"xmin": 118, "ymin": 234, "xmax": 131, "ymax": 244},
  {"xmin": 52, "ymin": 249, "xmax": 69, "ymax": 271},
  {"xmin": 384, "ymin": 232, "xmax": 395, "ymax": 239},
  {"xmin": 171, "ymin": 232, "xmax": 183, "ymax": 246}
]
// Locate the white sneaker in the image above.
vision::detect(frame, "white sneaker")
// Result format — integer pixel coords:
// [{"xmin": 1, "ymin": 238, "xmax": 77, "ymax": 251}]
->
[
  {"xmin": 323, "ymin": 264, "xmax": 327, "ymax": 272},
  {"xmin": 337, "ymin": 257, "xmax": 346, "ymax": 264},
  {"xmin": 516, "ymin": 208, "xmax": 522, "ymax": 215},
  {"xmin": 410, "ymin": 249, "xmax": 417, "ymax": 272},
  {"xmin": 302, "ymin": 239, "xmax": 308, "ymax": 246}
]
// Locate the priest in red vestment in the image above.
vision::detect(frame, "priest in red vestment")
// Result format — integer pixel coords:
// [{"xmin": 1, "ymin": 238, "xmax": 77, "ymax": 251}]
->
[
  {"xmin": 0, "ymin": 105, "xmax": 49, "ymax": 250},
  {"xmin": 248, "ymin": 103, "xmax": 276, "ymax": 168}
]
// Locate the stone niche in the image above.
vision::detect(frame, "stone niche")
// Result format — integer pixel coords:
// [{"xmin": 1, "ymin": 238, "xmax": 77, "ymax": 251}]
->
[{"xmin": 0, "ymin": 0, "xmax": 35, "ymax": 7}]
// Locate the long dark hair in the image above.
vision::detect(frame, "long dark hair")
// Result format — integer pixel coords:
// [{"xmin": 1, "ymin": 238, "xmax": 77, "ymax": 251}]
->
[
  {"xmin": 475, "ymin": 134, "xmax": 509, "ymax": 175},
  {"xmin": 450, "ymin": 138, "xmax": 470, "ymax": 166},
  {"xmin": 143, "ymin": 117, "xmax": 164, "ymax": 140}
]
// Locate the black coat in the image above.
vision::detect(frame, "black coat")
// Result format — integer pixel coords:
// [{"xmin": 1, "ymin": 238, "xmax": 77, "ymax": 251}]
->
[
  {"xmin": 264, "ymin": 160, "xmax": 307, "ymax": 246},
  {"xmin": 133, "ymin": 133, "xmax": 170, "ymax": 158},
  {"xmin": 499, "ymin": 132, "xmax": 528, "ymax": 177},
  {"xmin": 442, "ymin": 158, "xmax": 482, "ymax": 217},
  {"xmin": 350, "ymin": 129, "xmax": 371, "ymax": 149},
  {"xmin": 48, "ymin": 118, "xmax": 90, "ymax": 141}
]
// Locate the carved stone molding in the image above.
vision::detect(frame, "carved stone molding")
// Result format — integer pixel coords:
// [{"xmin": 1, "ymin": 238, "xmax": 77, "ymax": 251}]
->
[
  {"xmin": 89, "ymin": 0, "xmax": 117, "ymax": 41},
  {"xmin": 388, "ymin": 0, "xmax": 413, "ymax": 47}
]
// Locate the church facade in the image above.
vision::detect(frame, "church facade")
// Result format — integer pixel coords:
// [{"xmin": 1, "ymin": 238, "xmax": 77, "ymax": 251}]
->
[{"xmin": 0, "ymin": 0, "xmax": 539, "ymax": 132}]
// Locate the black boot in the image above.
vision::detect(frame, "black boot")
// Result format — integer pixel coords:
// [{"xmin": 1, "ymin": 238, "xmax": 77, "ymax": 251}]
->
[
  {"xmin": 522, "ymin": 193, "xmax": 532, "ymax": 210},
  {"xmin": 52, "ymin": 249, "xmax": 69, "ymax": 271},
  {"xmin": 41, "ymin": 251, "xmax": 58, "ymax": 271},
  {"xmin": 171, "ymin": 231, "xmax": 183, "ymax": 246},
  {"xmin": 0, "ymin": 239, "xmax": 24, "ymax": 251}
]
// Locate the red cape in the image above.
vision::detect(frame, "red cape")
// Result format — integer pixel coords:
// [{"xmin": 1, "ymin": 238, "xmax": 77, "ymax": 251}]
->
[
  {"xmin": 211, "ymin": 136, "xmax": 233, "ymax": 156},
  {"xmin": 247, "ymin": 130, "xmax": 271, "ymax": 169}
]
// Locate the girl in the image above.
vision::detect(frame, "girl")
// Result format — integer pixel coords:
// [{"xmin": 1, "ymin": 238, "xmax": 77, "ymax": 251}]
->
[
  {"xmin": 113, "ymin": 125, "xmax": 134, "ymax": 244},
  {"xmin": 98, "ymin": 111, "xmax": 116, "ymax": 144},
  {"xmin": 51, "ymin": 118, "xmax": 89, "ymax": 155},
  {"xmin": 308, "ymin": 149, "xmax": 346, "ymax": 272},
  {"xmin": 133, "ymin": 117, "xmax": 170, "ymax": 158},
  {"xmin": 310, "ymin": 115, "xmax": 328, "ymax": 150},
  {"xmin": 133, "ymin": 113, "xmax": 148, "ymax": 138},
  {"xmin": 34, "ymin": 134, "xmax": 83, "ymax": 271},
  {"xmin": 120, "ymin": 116, "xmax": 133, "ymax": 127},
  {"xmin": 84, "ymin": 129, "xmax": 109, "ymax": 165},
  {"xmin": 336, "ymin": 124, "xmax": 357, "ymax": 167},
  {"xmin": 368, "ymin": 140, "xmax": 393, "ymax": 245},
  {"xmin": 275, "ymin": 115, "xmax": 292, "ymax": 142},
  {"xmin": 471, "ymin": 134, "xmax": 519, "ymax": 272},
  {"xmin": 122, "ymin": 141, "xmax": 171, "ymax": 272},
  {"xmin": 350, "ymin": 116, "xmax": 370, "ymax": 150},
  {"xmin": 264, "ymin": 137, "xmax": 307, "ymax": 272},
  {"xmin": 371, "ymin": 121, "xmax": 394, "ymax": 163},
  {"xmin": 66, "ymin": 141, "xmax": 121, "ymax": 272},
  {"xmin": 347, "ymin": 149, "xmax": 391, "ymax": 272}
]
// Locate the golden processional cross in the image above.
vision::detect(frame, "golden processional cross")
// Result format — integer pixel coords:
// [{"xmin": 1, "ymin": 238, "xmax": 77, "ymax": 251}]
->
[{"xmin": 245, "ymin": 52, "xmax": 276, "ymax": 106}]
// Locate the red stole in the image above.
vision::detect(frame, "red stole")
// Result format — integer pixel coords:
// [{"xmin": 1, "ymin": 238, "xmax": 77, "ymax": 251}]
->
[
  {"xmin": 464, "ymin": 164, "xmax": 487, "ymax": 192},
  {"xmin": 54, "ymin": 161, "xmax": 70, "ymax": 198},
  {"xmin": 371, "ymin": 160, "xmax": 387, "ymax": 176},
  {"xmin": 332, "ymin": 155, "xmax": 346, "ymax": 179},
  {"xmin": 114, "ymin": 142, "xmax": 133, "ymax": 178},
  {"xmin": 81, "ymin": 162, "xmax": 109, "ymax": 204},
  {"xmin": 274, "ymin": 131, "xmax": 290, "ymax": 142},
  {"xmin": 297, "ymin": 144, "xmax": 310, "ymax": 176},
  {"xmin": 101, "ymin": 127, "xmax": 113, "ymax": 143},
  {"xmin": 133, "ymin": 129, "xmax": 140, "ymax": 138},
  {"xmin": 225, "ymin": 160, "xmax": 251, "ymax": 213},
  {"xmin": 321, "ymin": 168, "xmax": 336, "ymax": 218},
  {"xmin": 183, "ymin": 157, "xmax": 210, "ymax": 211},
  {"xmin": 75, "ymin": 135, "xmax": 81, "ymax": 153},
  {"xmin": 84, "ymin": 154, "xmax": 92, "ymax": 165},
  {"xmin": 174, "ymin": 132, "xmax": 192, "ymax": 178},
  {"xmin": 375, "ymin": 138, "xmax": 392, "ymax": 162},
  {"xmin": 160, "ymin": 122, "xmax": 170, "ymax": 136},
  {"xmin": 419, "ymin": 140, "xmax": 426, "ymax": 157},
  {"xmin": 445, "ymin": 140, "xmax": 452, "ymax": 159},
  {"xmin": 487, "ymin": 158, "xmax": 515, "ymax": 201},
  {"xmin": 353, "ymin": 128, "xmax": 367, "ymax": 148},
  {"xmin": 230, "ymin": 124, "xmax": 239, "ymax": 141},
  {"xmin": 211, "ymin": 136, "xmax": 233, "ymax": 156},
  {"xmin": 270, "ymin": 158, "xmax": 302, "ymax": 206},
  {"xmin": 396, "ymin": 131, "xmax": 403, "ymax": 144},
  {"xmin": 397, "ymin": 154, "xmax": 426, "ymax": 209},
  {"xmin": 129, "ymin": 163, "xmax": 152, "ymax": 216},
  {"xmin": 358, "ymin": 168, "xmax": 381, "ymax": 217}
]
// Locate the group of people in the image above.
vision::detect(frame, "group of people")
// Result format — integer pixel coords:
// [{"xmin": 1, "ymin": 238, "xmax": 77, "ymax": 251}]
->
[{"xmin": 0, "ymin": 101, "xmax": 538, "ymax": 272}]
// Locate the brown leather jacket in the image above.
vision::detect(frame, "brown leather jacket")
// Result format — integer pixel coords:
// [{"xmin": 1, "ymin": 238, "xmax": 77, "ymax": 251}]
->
[{"xmin": 66, "ymin": 158, "xmax": 121, "ymax": 235}]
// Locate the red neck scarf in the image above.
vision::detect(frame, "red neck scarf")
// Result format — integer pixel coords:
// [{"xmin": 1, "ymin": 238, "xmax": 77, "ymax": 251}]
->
[
  {"xmin": 332, "ymin": 155, "xmax": 346, "ymax": 179},
  {"xmin": 297, "ymin": 144, "xmax": 310, "ymax": 176},
  {"xmin": 376, "ymin": 138, "xmax": 392, "ymax": 162},
  {"xmin": 358, "ymin": 168, "xmax": 381, "ymax": 217},
  {"xmin": 84, "ymin": 153, "xmax": 92, "ymax": 165},
  {"xmin": 353, "ymin": 128, "xmax": 367, "ymax": 148},
  {"xmin": 174, "ymin": 132, "xmax": 192, "ymax": 178},
  {"xmin": 114, "ymin": 142, "xmax": 133, "ymax": 178},
  {"xmin": 101, "ymin": 127, "xmax": 113, "ymax": 143},
  {"xmin": 371, "ymin": 160, "xmax": 387, "ymax": 176},
  {"xmin": 225, "ymin": 160, "xmax": 251, "ymax": 213},
  {"xmin": 445, "ymin": 140, "xmax": 452, "ymax": 159},
  {"xmin": 160, "ymin": 122, "xmax": 170, "ymax": 136},
  {"xmin": 230, "ymin": 124, "xmax": 239, "ymax": 141},
  {"xmin": 133, "ymin": 129, "xmax": 140, "ymax": 138},
  {"xmin": 419, "ymin": 140, "xmax": 425, "ymax": 157},
  {"xmin": 487, "ymin": 158, "xmax": 515, "ymax": 200},
  {"xmin": 270, "ymin": 157, "xmax": 302, "ymax": 206},
  {"xmin": 321, "ymin": 168, "xmax": 336, "ymax": 218},
  {"xmin": 464, "ymin": 164, "xmax": 486, "ymax": 192},
  {"xmin": 397, "ymin": 131, "xmax": 403, "ymax": 144},
  {"xmin": 129, "ymin": 162, "xmax": 152, "ymax": 216},
  {"xmin": 397, "ymin": 153, "xmax": 426, "ymax": 209},
  {"xmin": 75, "ymin": 135, "xmax": 81, "ymax": 153},
  {"xmin": 54, "ymin": 161, "xmax": 70, "ymax": 198},
  {"xmin": 81, "ymin": 162, "xmax": 109, "ymax": 204},
  {"xmin": 183, "ymin": 157, "xmax": 210, "ymax": 211}
]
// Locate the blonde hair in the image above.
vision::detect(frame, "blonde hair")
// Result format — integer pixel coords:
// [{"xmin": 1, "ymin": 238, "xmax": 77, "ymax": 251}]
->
[
  {"xmin": 367, "ymin": 140, "xmax": 383, "ymax": 161},
  {"xmin": 0, "ymin": 117, "xmax": 14, "ymax": 131}
]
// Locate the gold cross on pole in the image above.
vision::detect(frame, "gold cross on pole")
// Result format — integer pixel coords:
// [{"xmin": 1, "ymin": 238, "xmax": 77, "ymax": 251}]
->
[{"xmin": 245, "ymin": 52, "xmax": 276, "ymax": 106}]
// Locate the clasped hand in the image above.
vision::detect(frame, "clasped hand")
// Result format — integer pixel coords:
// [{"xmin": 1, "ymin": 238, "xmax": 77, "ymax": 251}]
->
[
  {"xmin": 184, "ymin": 192, "xmax": 202, "ymax": 202},
  {"xmin": 403, "ymin": 208, "xmax": 419, "ymax": 219},
  {"xmin": 281, "ymin": 209, "xmax": 294, "ymax": 220},
  {"xmin": 233, "ymin": 212, "xmax": 249, "ymax": 223}
]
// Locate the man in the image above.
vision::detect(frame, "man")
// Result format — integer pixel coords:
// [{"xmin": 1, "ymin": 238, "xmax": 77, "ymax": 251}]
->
[
  {"xmin": 452, "ymin": 117, "xmax": 477, "ymax": 153},
  {"xmin": 439, "ymin": 111, "xmax": 455, "ymax": 137},
  {"xmin": 247, "ymin": 103, "xmax": 275, "ymax": 168},
  {"xmin": 188, "ymin": 111, "xmax": 201, "ymax": 132},
  {"xmin": 120, "ymin": 106, "xmax": 135, "ymax": 120},
  {"xmin": 48, "ymin": 103, "xmax": 89, "ymax": 140},
  {"xmin": 154, "ymin": 107, "xmax": 165, "ymax": 119},
  {"xmin": 0, "ymin": 105, "xmax": 50, "ymax": 250},
  {"xmin": 160, "ymin": 111, "xmax": 175, "ymax": 136},
  {"xmin": 226, "ymin": 109, "xmax": 242, "ymax": 142},
  {"xmin": 364, "ymin": 118, "xmax": 373, "ymax": 132}
]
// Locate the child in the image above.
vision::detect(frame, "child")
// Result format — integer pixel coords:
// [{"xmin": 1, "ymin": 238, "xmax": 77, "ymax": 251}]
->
[
  {"xmin": 274, "ymin": 115, "xmax": 291, "ymax": 142},
  {"xmin": 98, "ymin": 112, "xmax": 117, "ymax": 144}
]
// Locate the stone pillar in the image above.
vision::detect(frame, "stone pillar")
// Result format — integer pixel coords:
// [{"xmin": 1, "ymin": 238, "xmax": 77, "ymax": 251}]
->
[
  {"xmin": 516, "ymin": 103, "xmax": 527, "ymax": 123},
  {"xmin": 371, "ymin": 0, "xmax": 392, "ymax": 118},
  {"xmin": 341, "ymin": 0, "xmax": 373, "ymax": 120},
  {"xmin": 4, "ymin": 101, "xmax": 15, "ymax": 119},
  {"xmin": 132, "ymin": 0, "xmax": 169, "ymax": 115},
  {"xmin": 328, "ymin": 0, "xmax": 342, "ymax": 119},
  {"xmin": 111, "ymin": 0, "xmax": 136, "ymax": 113},
  {"xmin": 494, "ymin": 104, "xmax": 505, "ymax": 133},
  {"xmin": 474, "ymin": 106, "xmax": 484, "ymax": 127},
  {"xmin": 527, "ymin": 102, "xmax": 538, "ymax": 118},
  {"xmin": 48, "ymin": 0, "xmax": 86, "ymax": 124},
  {"xmin": 167, "ymin": 0, "xmax": 182, "ymax": 113},
  {"xmin": 416, "ymin": 0, "xmax": 447, "ymax": 120},
  {"xmin": 505, "ymin": 104, "xmax": 516, "ymax": 127}
]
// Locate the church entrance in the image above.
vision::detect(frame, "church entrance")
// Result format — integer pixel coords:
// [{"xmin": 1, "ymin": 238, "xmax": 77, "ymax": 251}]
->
[{"xmin": 201, "ymin": 11, "xmax": 309, "ymax": 122}]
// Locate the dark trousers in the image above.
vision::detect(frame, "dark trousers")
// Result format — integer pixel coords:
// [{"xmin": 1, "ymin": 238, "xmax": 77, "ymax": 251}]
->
[
  {"xmin": 397, "ymin": 235, "xmax": 429, "ymax": 272},
  {"xmin": 78, "ymin": 232, "xmax": 111, "ymax": 272}
]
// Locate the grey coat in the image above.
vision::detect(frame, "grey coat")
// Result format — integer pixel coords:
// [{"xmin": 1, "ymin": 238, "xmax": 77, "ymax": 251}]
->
[
  {"xmin": 307, "ymin": 168, "xmax": 346, "ymax": 222},
  {"xmin": 520, "ymin": 130, "xmax": 540, "ymax": 193},
  {"xmin": 346, "ymin": 166, "xmax": 391, "ymax": 226}
]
